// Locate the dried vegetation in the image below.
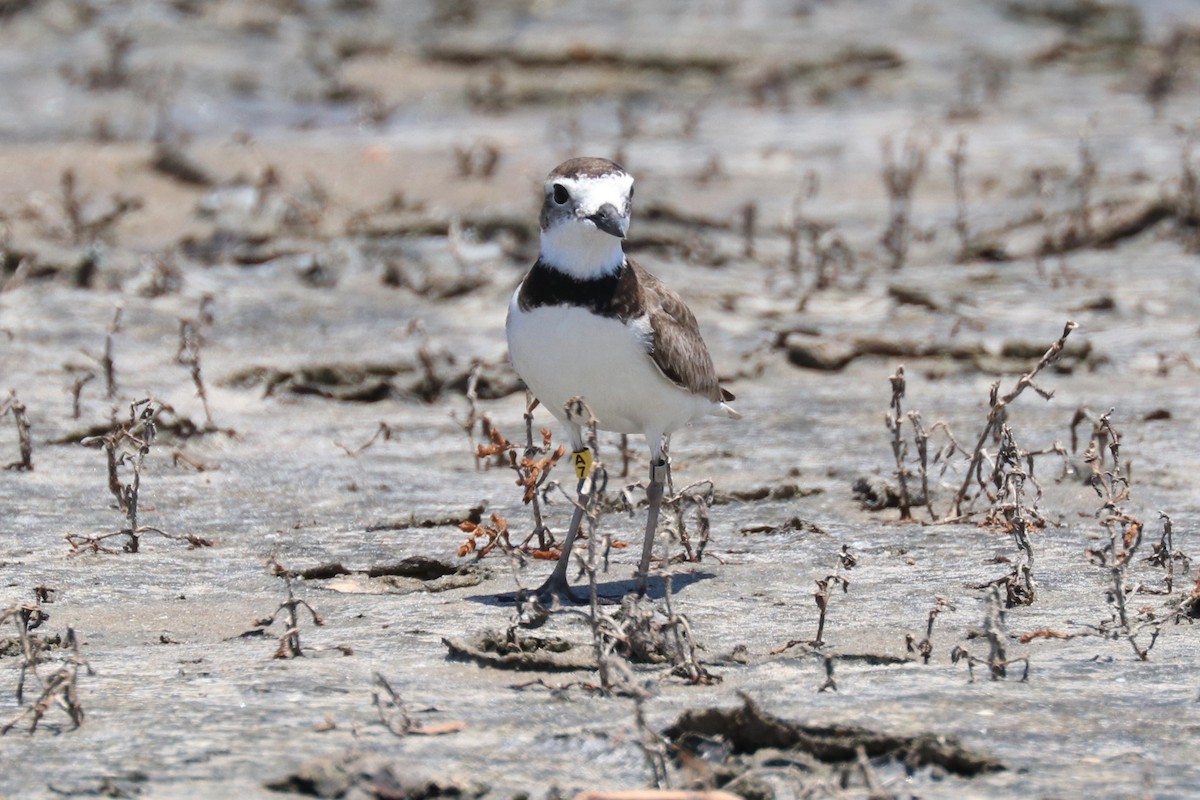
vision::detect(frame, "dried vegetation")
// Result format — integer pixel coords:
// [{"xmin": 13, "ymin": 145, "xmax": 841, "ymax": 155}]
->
[
  {"xmin": 1, "ymin": 1, "xmax": 1199, "ymax": 797},
  {"xmin": 1, "ymin": 593, "xmax": 92, "ymax": 736}
]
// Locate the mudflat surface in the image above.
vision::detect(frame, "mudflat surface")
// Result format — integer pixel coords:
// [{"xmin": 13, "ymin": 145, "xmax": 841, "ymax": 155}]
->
[{"xmin": 2, "ymin": 2, "xmax": 1200, "ymax": 798}]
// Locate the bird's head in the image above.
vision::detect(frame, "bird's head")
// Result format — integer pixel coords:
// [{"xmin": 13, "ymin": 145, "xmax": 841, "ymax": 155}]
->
[{"xmin": 538, "ymin": 157, "xmax": 633, "ymax": 280}]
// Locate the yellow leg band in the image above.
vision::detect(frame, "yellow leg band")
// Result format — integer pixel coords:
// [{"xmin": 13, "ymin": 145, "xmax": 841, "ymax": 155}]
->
[{"xmin": 571, "ymin": 448, "xmax": 593, "ymax": 480}]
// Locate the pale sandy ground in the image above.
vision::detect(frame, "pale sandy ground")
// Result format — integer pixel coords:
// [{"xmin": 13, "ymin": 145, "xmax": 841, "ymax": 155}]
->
[{"xmin": 3, "ymin": 1, "xmax": 1200, "ymax": 798}]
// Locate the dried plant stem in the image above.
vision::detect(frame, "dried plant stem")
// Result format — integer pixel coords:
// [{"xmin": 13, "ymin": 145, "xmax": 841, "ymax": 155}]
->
[
  {"xmin": 69, "ymin": 371, "xmax": 94, "ymax": 419},
  {"xmin": 661, "ymin": 572, "xmax": 710, "ymax": 684},
  {"xmin": 951, "ymin": 586, "xmax": 1029, "ymax": 682},
  {"xmin": 372, "ymin": 673, "xmax": 414, "ymax": 736},
  {"xmin": 60, "ymin": 170, "xmax": 82, "ymax": 243},
  {"xmin": 176, "ymin": 295, "xmax": 217, "ymax": 431},
  {"xmin": 1089, "ymin": 413, "xmax": 1159, "ymax": 660},
  {"xmin": 987, "ymin": 425, "xmax": 1039, "ymax": 607},
  {"xmin": 453, "ymin": 363, "xmax": 488, "ymax": 469},
  {"xmin": 336, "ymin": 421, "xmax": 395, "ymax": 456},
  {"xmin": 257, "ymin": 558, "xmax": 325, "ymax": 658},
  {"xmin": 1176, "ymin": 128, "xmax": 1199, "ymax": 251},
  {"xmin": 463, "ymin": 400, "xmax": 564, "ymax": 558},
  {"xmin": 1158, "ymin": 511, "xmax": 1175, "ymax": 592},
  {"xmin": 633, "ymin": 696, "xmax": 669, "ymax": 788},
  {"xmin": 740, "ymin": 201, "xmax": 757, "ymax": 259},
  {"xmin": 950, "ymin": 321, "xmax": 1078, "ymax": 517},
  {"xmin": 68, "ymin": 399, "xmax": 212, "ymax": 554},
  {"xmin": 983, "ymin": 585, "xmax": 1011, "ymax": 679},
  {"xmin": 571, "ymin": 409, "xmax": 625, "ymax": 694},
  {"xmin": 524, "ymin": 401, "xmax": 553, "ymax": 550},
  {"xmin": 814, "ymin": 547, "xmax": 858, "ymax": 648},
  {"xmin": 1149, "ymin": 512, "xmax": 1188, "ymax": 593},
  {"xmin": 785, "ymin": 173, "xmax": 820, "ymax": 269},
  {"xmin": 665, "ymin": 479, "xmax": 714, "ymax": 564},
  {"xmin": 856, "ymin": 745, "xmax": 891, "ymax": 800},
  {"xmin": 907, "ymin": 410, "xmax": 935, "ymax": 520},
  {"xmin": 949, "ymin": 132, "xmax": 973, "ymax": 261},
  {"xmin": 880, "ymin": 131, "xmax": 929, "ymax": 270},
  {"xmin": 813, "ymin": 574, "xmax": 846, "ymax": 647},
  {"xmin": 906, "ymin": 596, "xmax": 955, "ymax": 664},
  {"xmin": 75, "ymin": 399, "xmax": 161, "ymax": 553},
  {"xmin": 1, "ymin": 606, "xmax": 92, "ymax": 736},
  {"xmin": 1, "ymin": 390, "xmax": 33, "ymax": 471},
  {"xmin": 100, "ymin": 306, "xmax": 123, "ymax": 399},
  {"xmin": 886, "ymin": 366, "xmax": 913, "ymax": 520},
  {"xmin": 1076, "ymin": 133, "xmax": 1097, "ymax": 240}
]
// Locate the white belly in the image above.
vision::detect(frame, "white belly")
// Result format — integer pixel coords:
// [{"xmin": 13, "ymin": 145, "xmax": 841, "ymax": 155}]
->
[{"xmin": 506, "ymin": 291, "xmax": 715, "ymax": 441}]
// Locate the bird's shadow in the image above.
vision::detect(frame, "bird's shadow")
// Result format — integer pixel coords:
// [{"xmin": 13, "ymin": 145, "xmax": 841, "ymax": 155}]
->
[{"xmin": 464, "ymin": 570, "xmax": 717, "ymax": 607}]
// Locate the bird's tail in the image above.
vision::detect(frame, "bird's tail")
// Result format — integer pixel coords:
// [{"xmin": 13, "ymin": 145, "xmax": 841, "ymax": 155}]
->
[
  {"xmin": 716, "ymin": 401, "xmax": 742, "ymax": 420},
  {"xmin": 716, "ymin": 387, "xmax": 742, "ymax": 420}
]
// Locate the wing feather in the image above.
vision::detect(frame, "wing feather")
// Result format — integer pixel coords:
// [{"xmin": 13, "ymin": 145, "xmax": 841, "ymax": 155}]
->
[{"xmin": 623, "ymin": 260, "xmax": 724, "ymax": 403}]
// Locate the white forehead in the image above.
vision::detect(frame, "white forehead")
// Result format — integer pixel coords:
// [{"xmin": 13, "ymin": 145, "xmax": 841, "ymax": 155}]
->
[{"xmin": 551, "ymin": 172, "xmax": 633, "ymax": 210}]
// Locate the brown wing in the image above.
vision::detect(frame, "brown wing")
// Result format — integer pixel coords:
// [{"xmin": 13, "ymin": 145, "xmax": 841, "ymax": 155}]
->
[{"xmin": 624, "ymin": 260, "xmax": 725, "ymax": 403}]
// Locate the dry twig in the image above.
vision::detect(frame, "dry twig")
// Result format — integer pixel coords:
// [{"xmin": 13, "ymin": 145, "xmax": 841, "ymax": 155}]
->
[
  {"xmin": 905, "ymin": 596, "xmax": 956, "ymax": 664},
  {"xmin": 68, "ymin": 399, "xmax": 213, "ymax": 554},
  {"xmin": 254, "ymin": 558, "xmax": 325, "ymax": 658},
  {"xmin": 0, "ymin": 390, "xmax": 32, "ymax": 471},
  {"xmin": 950, "ymin": 321, "xmax": 1078, "ymax": 517},
  {"xmin": 951, "ymin": 586, "xmax": 1029, "ymax": 682},
  {"xmin": 981, "ymin": 425, "xmax": 1042, "ymax": 607},
  {"xmin": 1, "ymin": 602, "xmax": 92, "ymax": 736},
  {"xmin": 176, "ymin": 295, "xmax": 220, "ymax": 432},
  {"xmin": 775, "ymin": 546, "xmax": 859, "ymax": 651},
  {"xmin": 880, "ymin": 131, "xmax": 930, "ymax": 270},
  {"xmin": 886, "ymin": 366, "xmax": 913, "ymax": 520},
  {"xmin": 1082, "ymin": 412, "xmax": 1168, "ymax": 660}
]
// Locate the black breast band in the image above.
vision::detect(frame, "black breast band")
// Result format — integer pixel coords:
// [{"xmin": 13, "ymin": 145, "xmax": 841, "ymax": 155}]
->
[{"xmin": 517, "ymin": 260, "xmax": 637, "ymax": 320}]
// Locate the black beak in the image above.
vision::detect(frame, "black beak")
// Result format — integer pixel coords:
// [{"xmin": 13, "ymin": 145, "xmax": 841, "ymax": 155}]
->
[{"xmin": 587, "ymin": 203, "xmax": 628, "ymax": 239}]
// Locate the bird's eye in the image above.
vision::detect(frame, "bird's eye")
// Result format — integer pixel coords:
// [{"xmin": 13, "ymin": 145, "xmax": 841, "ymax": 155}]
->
[{"xmin": 552, "ymin": 183, "xmax": 569, "ymax": 204}]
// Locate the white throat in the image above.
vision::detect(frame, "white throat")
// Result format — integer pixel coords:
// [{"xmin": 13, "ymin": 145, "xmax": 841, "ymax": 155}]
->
[{"xmin": 539, "ymin": 222, "xmax": 625, "ymax": 280}]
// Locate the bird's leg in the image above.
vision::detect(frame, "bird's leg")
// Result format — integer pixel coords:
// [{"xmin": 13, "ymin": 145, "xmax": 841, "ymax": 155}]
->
[
  {"xmin": 635, "ymin": 457, "xmax": 670, "ymax": 596},
  {"xmin": 529, "ymin": 445, "xmax": 593, "ymax": 604}
]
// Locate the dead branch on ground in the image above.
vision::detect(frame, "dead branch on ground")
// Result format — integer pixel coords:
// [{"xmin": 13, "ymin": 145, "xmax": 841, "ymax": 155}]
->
[
  {"xmin": 950, "ymin": 321, "xmax": 1078, "ymax": 517},
  {"xmin": 0, "ymin": 390, "xmax": 32, "ymax": 470},
  {"xmin": 253, "ymin": 558, "xmax": 325, "ymax": 658},
  {"xmin": 951, "ymin": 586, "xmax": 1029, "ymax": 682},
  {"xmin": 906, "ymin": 596, "xmax": 956, "ymax": 664},
  {"xmin": 67, "ymin": 398, "xmax": 213, "ymax": 554},
  {"xmin": 1, "ymin": 601, "xmax": 92, "ymax": 736},
  {"xmin": 880, "ymin": 131, "xmax": 930, "ymax": 270}
]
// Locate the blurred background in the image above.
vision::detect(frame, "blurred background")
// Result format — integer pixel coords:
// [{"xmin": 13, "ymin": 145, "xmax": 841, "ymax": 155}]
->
[{"xmin": 0, "ymin": 0, "xmax": 1196, "ymax": 263}]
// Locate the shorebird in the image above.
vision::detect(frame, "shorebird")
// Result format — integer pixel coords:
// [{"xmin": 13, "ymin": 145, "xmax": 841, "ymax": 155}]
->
[{"xmin": 506, "ymin": 157, "xmax": 740, "ymax": 601}]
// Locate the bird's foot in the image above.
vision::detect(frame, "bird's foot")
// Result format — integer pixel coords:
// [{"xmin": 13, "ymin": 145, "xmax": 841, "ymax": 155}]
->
[
  {"xmin": 507, "ymin": 573, "xmax": 628, "ymax": 607},
  {"xmin": 517, "ymin": 573, "xmax": 587, "ymax": 606}
]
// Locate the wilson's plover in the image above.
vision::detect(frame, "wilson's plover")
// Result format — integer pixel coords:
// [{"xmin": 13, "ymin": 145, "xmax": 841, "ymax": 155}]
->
[{"xmin": 506, "ymin": 156, "xmax": 740, "ymax": 601}]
